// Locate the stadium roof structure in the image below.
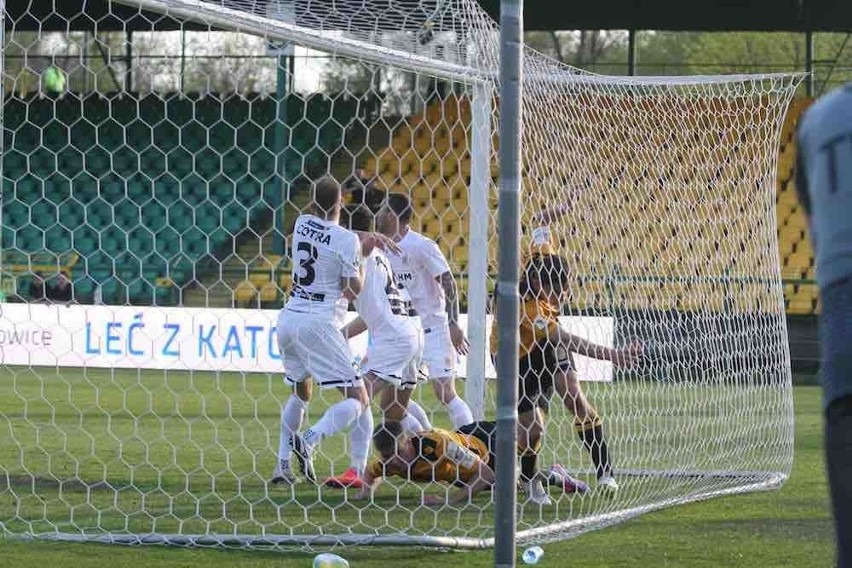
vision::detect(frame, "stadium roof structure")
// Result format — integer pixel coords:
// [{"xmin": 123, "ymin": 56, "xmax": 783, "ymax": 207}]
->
[{"xmin": 5, "ymin": 0, "xmax": 852, "ymax": 32}]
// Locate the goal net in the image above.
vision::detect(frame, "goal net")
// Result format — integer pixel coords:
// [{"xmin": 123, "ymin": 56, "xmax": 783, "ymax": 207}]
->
[{"xmin": 0, "ymin": 0, "xmax": 800, "ymax": 550}]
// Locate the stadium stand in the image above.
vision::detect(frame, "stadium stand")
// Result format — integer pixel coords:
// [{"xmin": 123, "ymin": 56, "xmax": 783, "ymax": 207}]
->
[
  {"xmin": 2, "ymin": 92, "xmax": 357, "ymax": 306},
  {"xmin": 1, "ymin": 92, "xmax": 818, "ymax": 314},
  {"xmin": 362, "ymin": 94, "xmax": 818, "ymax": 315}
]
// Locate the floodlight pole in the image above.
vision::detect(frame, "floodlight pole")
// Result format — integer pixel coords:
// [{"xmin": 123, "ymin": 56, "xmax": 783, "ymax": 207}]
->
[{"xmin": 494, "ymin": 0, "xmax": 523, "ymax": 566}]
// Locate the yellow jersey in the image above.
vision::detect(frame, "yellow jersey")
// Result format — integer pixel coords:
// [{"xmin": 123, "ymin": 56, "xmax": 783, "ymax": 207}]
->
[
  {"xmin": 489, "ymin": 226, "xmax": 562, "ymax": 358},
  {"xmin": 366, "ymin": 428, "xmax": 489, "ymax": 485}
]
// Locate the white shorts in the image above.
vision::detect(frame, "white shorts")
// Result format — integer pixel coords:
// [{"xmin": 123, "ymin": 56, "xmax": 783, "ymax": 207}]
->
[
  {"xmin": 276, "ymin": 310, "xmax": 361, "ymax": 389},
  {"xmin": 363, "ymin": 326, "xmax": 424, "ymax": 390},
  {"xmin": 421, "ymin": 322, "xmax": 457, "ymax": 380}
]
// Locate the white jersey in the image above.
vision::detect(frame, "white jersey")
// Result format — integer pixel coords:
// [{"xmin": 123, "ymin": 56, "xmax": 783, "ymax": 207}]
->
[
  {"xmin": 355, "ymin": 249, "xmax": 419, "ymax": 338},
  {"xmin": 284, "ymin": 214, "xmax": 360, "ymax": 325},
  {"xmin": 388, "ymin": 229, "xmax": 451, "ymax": 327}
]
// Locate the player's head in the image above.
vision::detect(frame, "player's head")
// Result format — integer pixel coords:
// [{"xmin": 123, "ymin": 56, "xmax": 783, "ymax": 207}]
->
[
  {"xmin": 311, "ymin": 175, "xmax": 342, "ymax": 220},
  {"xmin": 373, "ymin": 421, "xmax": 416, "ymax": 468},
  {"xmin": 523, "ymin": 253, "xmax": 570, "ymax": 303},
  {"xmin": 376, "ymin": 192, "xmax": 413, "ymax": 237}
]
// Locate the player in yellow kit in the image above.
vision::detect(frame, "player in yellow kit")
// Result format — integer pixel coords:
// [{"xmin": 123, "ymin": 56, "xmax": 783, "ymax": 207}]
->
[
  {"xmin": 490, "ymin": 204, "xmax": 641, "ymax": 504},
  {"xmin": 355, "ymin": 420, "xmax": 497, "ymax": 506}
]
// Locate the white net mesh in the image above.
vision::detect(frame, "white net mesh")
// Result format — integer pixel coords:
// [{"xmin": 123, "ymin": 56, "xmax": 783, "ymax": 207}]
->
[{"xmin": 0, "ymin": 0, "xmax": 800, "ymax": 551}]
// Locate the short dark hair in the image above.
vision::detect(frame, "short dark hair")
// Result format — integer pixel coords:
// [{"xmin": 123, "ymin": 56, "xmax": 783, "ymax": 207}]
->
[
  {"xmin": 347, "ymin": 208, "xmax": 373, "ymax": 232},
  {"xmin": 524, "ymin": 253, "xmax": 570, "ymax": 295},
  {"xmin": 373, "ymin": 421, "xmax": 404, "ymax": 460},
  {"xmin": 385, "ymin": 193, "xmax": 413, "ymax": 224},
  {"xmin": 312, "ymin": 175, "xmax": 341, "ymax": 215}
]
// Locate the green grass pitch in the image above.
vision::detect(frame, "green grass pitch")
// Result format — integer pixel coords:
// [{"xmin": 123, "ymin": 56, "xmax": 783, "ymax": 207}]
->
[{"xmin": 0, "ymin": 367, "xmax": 833, "ymax": 567}]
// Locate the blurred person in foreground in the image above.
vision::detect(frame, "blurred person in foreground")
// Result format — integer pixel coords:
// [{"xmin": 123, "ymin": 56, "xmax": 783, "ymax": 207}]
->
[{"xmin": 796, "ymin": 82, "xmax": 852, "ymax": 568}]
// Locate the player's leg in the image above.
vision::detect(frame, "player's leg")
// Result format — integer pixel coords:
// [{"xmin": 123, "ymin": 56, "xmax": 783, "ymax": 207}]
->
[
  {"xmin": 379, "ymin": 383, "xmax": 413, "ymax": 423},
  {"xmin": 273, "ymin": 379, "xmax": 311, "ymax": 484},
  {"xmin": 826, "ymin": 396, "xmax": 852, "ymax": 568},
  {"xmin": 328, "ymin": 333, "xmax": 417, "ymax": 488},
  {"xmin": 402, "ymin": 398, "xmax": 431, "ymax": 433},
  {"xmin": 327, "ymin": 372, "xmax": 380, "ymax": 489},
  {"xmin": 290, "ymin": 322, "xmax": 367, "ymax": 483},
  {"xmin": 518, "ymin": 406, "xmax": 550, "ymax": 505},
  {"xmin": 820, "ymin": 277, "xmax": 852, "ymax": 568},
  {"xmin": 403, "ymin": 344, "xmax": 432, "ymax": 432},
  {"xmin": 424, "ymin": 326, "xmax": 473, "ymax": 428},
  {"xmin": 553, "ymin": 367, "xmax": 616, "ymax": 493},
  {"xmin": 272, "ymin": 313, "xmax": 311, "ymax": 484}
]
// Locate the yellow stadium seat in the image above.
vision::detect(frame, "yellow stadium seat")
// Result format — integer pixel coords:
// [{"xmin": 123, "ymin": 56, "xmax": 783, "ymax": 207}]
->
[
  {"xmin": 424, "ymin": 218, "xmax": 441, "ymax": 237},
  {"xmin": 234, "ymin": 280, "xmax": 257, "ymax": 304},
  {"xmin": 785, "ymin": 250, "xmax": 811, "ymax": 277},
  {"xmin": 259, "ymin": 281, "xmax": 279, "ymax": 303},
  {"xmin": 787, "ymin": 295, "xmax": 814, "ymax": 315},
  {"xmin": 249, "ymin": 273, "xmax": 270, "ymax": 288}
]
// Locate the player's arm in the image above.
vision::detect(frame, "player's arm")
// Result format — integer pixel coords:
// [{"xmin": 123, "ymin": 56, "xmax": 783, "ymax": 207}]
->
[
  {"xmin": 353, "ymin": 230, "xmax": 401, "ymax": 256},
  {"xmin": 418, "ymin": 239, "xmax": 469, "ymax": 354},
  {"xmin": 438, "ymin": 270, "xmax": 470, "ymax": 355},
  {"xmin": 340, "ymin": 233, "xmax": 364, "ymax": 301},
  {"xmin": 545, "ymin": 324, "xmax": 641, "ymax": 367},
  {"xmin": 423, "ymin": 454, "xmax": 494, "ymax": 507},
  {"xmin": 341, "ymin": 315, "xmax": 368, "ymax": 339},
  {"xmin": 353, "ymin": 461, "xmax": 384, "ymax": 500}
]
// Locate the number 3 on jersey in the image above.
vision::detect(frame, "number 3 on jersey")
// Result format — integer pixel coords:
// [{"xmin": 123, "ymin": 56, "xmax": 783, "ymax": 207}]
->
[{"xmin": 293, "ymin": 241, "xmax": 318, "ymax": 287}]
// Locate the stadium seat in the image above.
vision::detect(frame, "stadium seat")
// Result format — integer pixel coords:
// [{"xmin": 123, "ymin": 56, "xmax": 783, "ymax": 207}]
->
[{"xmin": 234, "ymin": 280, "xmax": 257, "ymax": 305}]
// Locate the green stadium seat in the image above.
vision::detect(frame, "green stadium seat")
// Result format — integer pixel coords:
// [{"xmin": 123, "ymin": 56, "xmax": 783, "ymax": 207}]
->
[
  {"xmin": 209, "ymin": 228, "xmax": 229, "ymax": 247},
  {"xmin": 1, "ymin": 226, "xmax": 13, "ymax": 248},
  {"xmin": 73, "ymin": 278, "xmax": 95, "ymax": 300},
  {"xmin": 99, "ymin": 279, "xmax": 121, "ymax": 304},
  {"xmin": 31, "ymin": 202, "xmax": 57, "ymax": 230},
  {"xmin": 5, "ymin": 201, "xmax": 27, "ymax": 228},
  {"xmin": 168, "ymin": 203, "xmax": 193, "ymax": 232}
]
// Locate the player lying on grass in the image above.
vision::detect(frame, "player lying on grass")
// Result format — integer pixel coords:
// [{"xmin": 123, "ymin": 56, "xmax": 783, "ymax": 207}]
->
[
  {"xmin": 490, "ymin": 205, "xmax": 642, "ymax": 505},
  {"xmin": 354, "ymin": 420, "xmax": 588, "ymax": 507}
]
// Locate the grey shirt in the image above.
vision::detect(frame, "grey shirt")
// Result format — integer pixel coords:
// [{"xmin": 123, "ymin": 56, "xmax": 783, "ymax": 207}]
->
[{"xmin": 796, "ymin": 83, "xmax": 852, "ymax": 290}]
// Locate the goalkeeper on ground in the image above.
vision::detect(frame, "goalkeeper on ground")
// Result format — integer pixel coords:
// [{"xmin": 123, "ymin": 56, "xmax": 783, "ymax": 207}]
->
[
  {"xmin": 354, "ymin": 420, "xmax": 588, "ymax": 506},
  {"xmin": 489, "ymin": 204, "xmax": 641, "ymax": 505}
]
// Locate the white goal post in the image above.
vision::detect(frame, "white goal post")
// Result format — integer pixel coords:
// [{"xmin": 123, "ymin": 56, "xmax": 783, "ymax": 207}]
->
[{"xmin": 0, "ymin": 0, "xmax": 802, "ymax": 551}]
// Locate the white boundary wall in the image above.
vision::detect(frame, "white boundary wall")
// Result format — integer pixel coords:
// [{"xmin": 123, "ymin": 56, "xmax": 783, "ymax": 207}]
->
[{"xmin": 0, "ymin": 303, "xmax": 613, "ymax": 381}]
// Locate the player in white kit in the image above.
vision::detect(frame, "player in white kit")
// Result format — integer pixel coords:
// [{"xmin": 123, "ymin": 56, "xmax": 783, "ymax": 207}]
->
[
  {"xmin": 325, "ymin": 247, "xmax": 427, "ymax": 488},
  {"xmin": 271, "ymin": 176, "xmax": 395, "ymax": 485},
  {"xmin": 375, "ymin": 193, "xmax": 474, "ymax": 429}
]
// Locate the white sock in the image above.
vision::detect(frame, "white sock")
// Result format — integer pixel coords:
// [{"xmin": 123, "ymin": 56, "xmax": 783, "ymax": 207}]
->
[
  {"xmin": 401, "ymin": 414, "xmax": 423, "ymax": 435},
  {"xmin": 446, "ymin": 396, "xmax": 474, "ymax": 429},
  {"xmin": 303, "ymin": 398, "xmax": 363, "ymax": 449},
  {"xmin": 350, "ymin": 407, "xmax": 374, "ymax": 475},
  {"xmin": 405, "ymin": 400, "xmax": 433, "ymax": 430},
  {"xmin": 278, "ymin": 395, "xmax": 308, "ymax": 464}
]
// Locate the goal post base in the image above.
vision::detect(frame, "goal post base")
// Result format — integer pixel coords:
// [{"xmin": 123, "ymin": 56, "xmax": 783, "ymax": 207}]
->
[{"xmin": 8, "ymin": 471, "xmax": 785, "ymax": 551}]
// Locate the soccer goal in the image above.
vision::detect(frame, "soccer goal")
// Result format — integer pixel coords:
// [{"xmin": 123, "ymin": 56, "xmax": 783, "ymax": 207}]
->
[{"xmin": 0, "ymin": 0, "xmax": 801, "ymax": 551}]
